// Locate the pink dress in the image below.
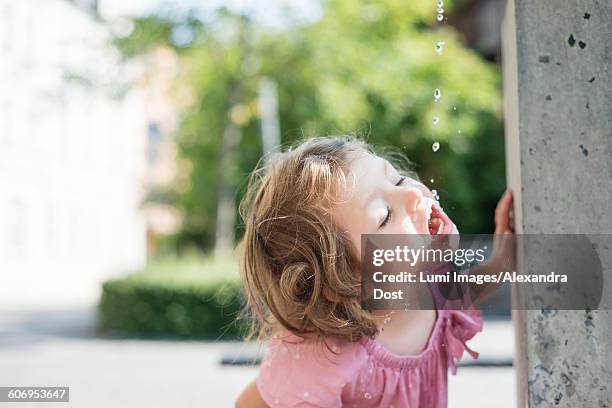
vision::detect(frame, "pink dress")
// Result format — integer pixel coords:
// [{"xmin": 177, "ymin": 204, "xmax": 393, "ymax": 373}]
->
[{"xmin": 256, "ymin": 309, "xmax": 483, "ymax": 407}]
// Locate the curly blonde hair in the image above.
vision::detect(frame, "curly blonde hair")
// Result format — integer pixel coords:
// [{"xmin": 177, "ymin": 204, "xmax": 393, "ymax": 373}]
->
[{"xmin": 238, "ymin": 136, "xmax": 383, "ymax": 343}]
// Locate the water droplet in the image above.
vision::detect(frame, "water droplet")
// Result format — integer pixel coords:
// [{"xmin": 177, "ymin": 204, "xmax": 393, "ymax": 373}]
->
[
  {"xmin": 364, "ymin": 392, "xmax": 372, "ymax": 400},
  {"xmin": 437, "ymin": 7, "xmax": 444, "ymax": 14},
  {"xmin": 457, "ymin": 129, "xmax": 462, "ymax": 134},
  {"xmin": 432, "ymin": 189, "xmax": 438, "ymax": 197},
  {"xmin": 434, "ymin": 89, "xmax": 441, "ymax": 101},
  {"xmin": 435, "ymin": 41, "xmax": 445, "ymax": 55},
  {"xmin": 383, "ymin": 317, "xmax": 391, "ymax": 325},
  {"xmin": 432, "ymin": 142, "xmax": 440, "ymax": 152},
  {"xmin": 331, "ymin": 345, "xmax": 340, "ymax": 352},
  {"xmin": 437, "ymin": 0, "xmax": 444, "ymax": 7},
  {"xmin": 303, "ymin": 391, "xmax": 309, "ymax": 399},
  {"xmin": 430, "ymin": 178, "xmax": 434, "ymax": 183},
  {"xmin": 437, "ymin": 13, "xmax": 444, "ymax": 22},
  {"xmin": 432, "ymin": 116, "xmax": 440, "ymax": 125}
]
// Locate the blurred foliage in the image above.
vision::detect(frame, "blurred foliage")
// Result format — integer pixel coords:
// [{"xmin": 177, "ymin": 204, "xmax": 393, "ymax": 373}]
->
[
  {"xmin": 99, "ymin": 256, "xmax": 245, "ymax": 338},
  {"xmin": 115, "ymin": 0, "xmax": 504, "ymax": 251}
]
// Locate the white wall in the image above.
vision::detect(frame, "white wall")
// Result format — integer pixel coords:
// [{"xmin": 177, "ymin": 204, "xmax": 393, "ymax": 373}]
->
[{"xmin": 0, "ymin": 0, "xmax": 147, "ymax": 310}]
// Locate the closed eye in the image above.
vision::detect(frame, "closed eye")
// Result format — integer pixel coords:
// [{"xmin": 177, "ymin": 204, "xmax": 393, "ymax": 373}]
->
[
  {"xmin": 378, "ymin": 177, "xmax": 406, "ymax": 229},
  {"xmin": 379, "ymin": 205, "xmax": 393, "ymax": 229}
]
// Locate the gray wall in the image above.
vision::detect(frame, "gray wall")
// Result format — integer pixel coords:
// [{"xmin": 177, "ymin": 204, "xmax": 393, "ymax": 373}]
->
[{"xmin": 502, "ymin": 0, "xmax": 612, "ymax": 407}]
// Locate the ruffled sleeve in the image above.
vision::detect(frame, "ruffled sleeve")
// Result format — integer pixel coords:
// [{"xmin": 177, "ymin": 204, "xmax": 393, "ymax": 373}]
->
[{"xmin": 442, "ymin": 309, "xmax": 484, "ymax": 374}]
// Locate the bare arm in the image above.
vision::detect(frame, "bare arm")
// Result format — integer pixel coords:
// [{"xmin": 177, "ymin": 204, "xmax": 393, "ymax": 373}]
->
[
  {"xmin": 235, "ymin": 380, "xmax": 269, "ymax": 408},
  {"xmin": 469, "ymin": 190, "xmax": 516, "ymax": 304}
]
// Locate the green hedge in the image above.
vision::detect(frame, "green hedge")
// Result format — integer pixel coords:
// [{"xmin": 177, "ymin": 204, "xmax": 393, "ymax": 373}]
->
[{"xmin": 99, "ymin": 257, "xmax": 247, "ymax": 339}]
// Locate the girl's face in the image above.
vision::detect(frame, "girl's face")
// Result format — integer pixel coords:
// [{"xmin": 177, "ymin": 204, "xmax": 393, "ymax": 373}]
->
[{"xmin": 333, "ymin": 152, "xmax": 457, "ymax": 259}]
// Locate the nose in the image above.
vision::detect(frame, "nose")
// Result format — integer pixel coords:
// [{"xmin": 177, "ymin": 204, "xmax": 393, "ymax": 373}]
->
[{"xmin": 401, "ymin": 187, "xmax": 423, "ymax": 213}]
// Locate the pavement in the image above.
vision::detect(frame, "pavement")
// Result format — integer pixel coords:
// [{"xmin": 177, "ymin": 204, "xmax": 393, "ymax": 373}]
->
[{"xmin": 0, "ymin": 308, "xmax": 516, "ymax": 407}]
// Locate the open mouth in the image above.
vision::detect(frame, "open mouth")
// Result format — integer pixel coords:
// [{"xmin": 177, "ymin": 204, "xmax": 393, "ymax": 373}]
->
[{"xmin": 427, "ymin": 202, "xmax": 446, "ymax": 235}]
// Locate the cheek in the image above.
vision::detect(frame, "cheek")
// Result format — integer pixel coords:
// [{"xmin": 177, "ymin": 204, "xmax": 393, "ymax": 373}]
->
[
  {"xmin": 388, "ymin": 218, "xmax": 420, "ymax": 235},
  {"xmin": 352, "ymin": 235, "xmax": 363, "ymax": 261}
]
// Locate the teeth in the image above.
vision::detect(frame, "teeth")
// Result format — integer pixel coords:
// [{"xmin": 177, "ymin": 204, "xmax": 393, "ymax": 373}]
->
[
  {"xmin": 437, "ymin": 220, "xmax": 444, "ymax": 235},
  {"xmin": 428, "ymin": 218, "xmax": 442, "ymax": 235}
]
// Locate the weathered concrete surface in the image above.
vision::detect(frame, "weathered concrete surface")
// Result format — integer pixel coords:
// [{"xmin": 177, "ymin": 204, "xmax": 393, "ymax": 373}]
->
[{"xmin": 502, "ymin": 0, "xmax": 612, "ymax": 407}]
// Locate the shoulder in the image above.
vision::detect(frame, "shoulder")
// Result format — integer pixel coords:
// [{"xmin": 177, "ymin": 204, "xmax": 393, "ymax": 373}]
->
[{"xmin": 256, "ymin": 332, "xmax": 370, "ymax": 407}]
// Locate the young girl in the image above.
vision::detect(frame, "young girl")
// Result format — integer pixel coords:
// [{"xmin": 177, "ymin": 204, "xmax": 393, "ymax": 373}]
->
[{"xmin": 235, "ymin": 136, "xmax": 514, "ymax": 408}]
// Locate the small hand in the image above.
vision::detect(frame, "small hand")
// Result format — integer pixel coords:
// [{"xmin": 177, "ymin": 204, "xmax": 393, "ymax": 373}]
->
[
  {"xmin": 492, "ymin": 190, "xmax": 516, "ymax": 271},
  {"xmin": 494, "ymin": 190, "xmax": 515, "ymax": 234}
]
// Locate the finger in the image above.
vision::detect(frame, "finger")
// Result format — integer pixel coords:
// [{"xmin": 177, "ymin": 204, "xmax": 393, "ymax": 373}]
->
[
  {"xmin": 506, "ymin": 192, "xmax": 515, "ymax": 232},
  {"xmin": 495, "ymin": 190, "xmax": 512, "ymax": 217},
  {"xmin": 495, "ymin": 190, "xmax": 513, "ymax": 228}
]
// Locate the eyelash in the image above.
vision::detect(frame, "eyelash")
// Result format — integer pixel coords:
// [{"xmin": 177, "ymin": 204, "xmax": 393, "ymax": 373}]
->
[
  {"xmin": 380, "ymin": 206, "xmax": 393, "ymax": 228},
  {"xmin": 379, "ymin": 177, "xmax": 406, "ymax": 228}
]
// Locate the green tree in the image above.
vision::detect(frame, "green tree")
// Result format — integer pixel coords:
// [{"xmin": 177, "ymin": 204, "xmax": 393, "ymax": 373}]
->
[{"xmin": 114, "ymin": 0, "xmax": 504, "ymax": 253}]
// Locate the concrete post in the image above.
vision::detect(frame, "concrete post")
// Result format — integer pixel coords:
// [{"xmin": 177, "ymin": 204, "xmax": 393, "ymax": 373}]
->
[{"xmin": 502, "ymin": 1, "xmax": 612, "ymax": 407}]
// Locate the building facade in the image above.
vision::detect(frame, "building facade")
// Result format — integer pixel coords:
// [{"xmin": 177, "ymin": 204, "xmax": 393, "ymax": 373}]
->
[{"xmin": 0, "ymin": 0, "xmax": 147, "ymax": 309}]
